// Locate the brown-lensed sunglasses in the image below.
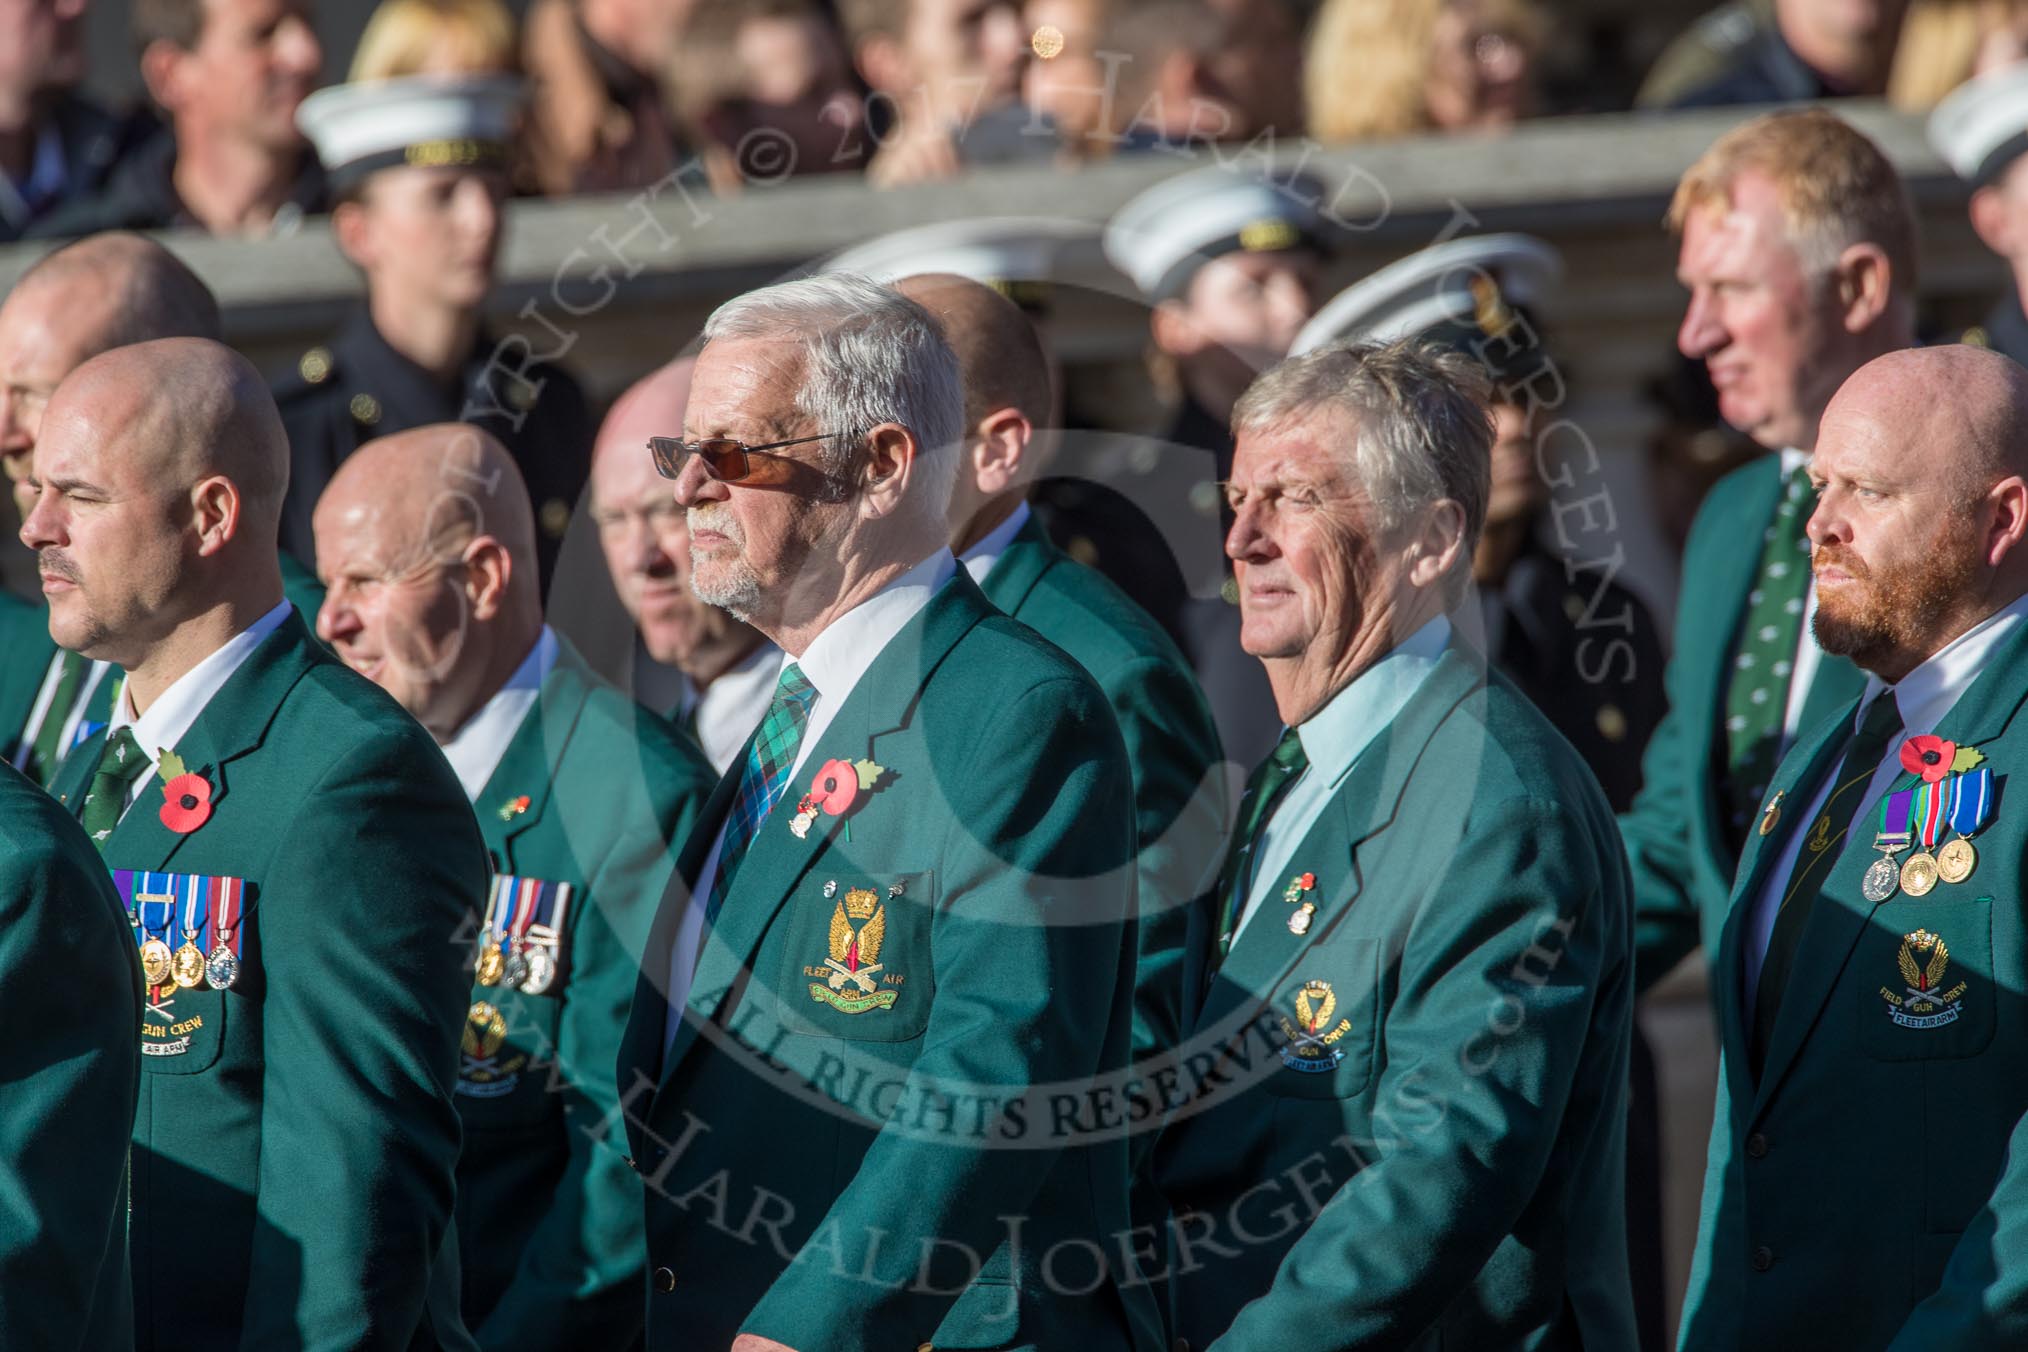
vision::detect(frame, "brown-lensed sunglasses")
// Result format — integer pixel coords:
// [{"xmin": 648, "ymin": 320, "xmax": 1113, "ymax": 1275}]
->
[{"xmin": 646, "ymin": 432, "xmax": 847, "ymax": 483}]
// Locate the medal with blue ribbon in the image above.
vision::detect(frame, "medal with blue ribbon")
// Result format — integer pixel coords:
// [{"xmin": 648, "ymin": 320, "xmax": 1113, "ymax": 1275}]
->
[
  {"xmin": 475, "ymin": 876, "xmax": 510, "ymax": 986},
  {"xmin": 171, "ymin": 878, "xmax": 209, "ymax": 988},
  {"xmin": 137, "ymin": 886, "xmax": 176, "ymax": 989},
  {"xmin": 1864, "ymin": 790, "xmax": 1915, "ymax": 903},
  {"xmin": 1938, "ymin": 766, "xmax": 1993, "ymax": 885}
]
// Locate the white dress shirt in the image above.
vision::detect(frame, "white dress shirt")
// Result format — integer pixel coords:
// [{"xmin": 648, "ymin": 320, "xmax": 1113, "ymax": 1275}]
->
[
  {"xmin": 1742, "ymin": 592, "xmax": 2028, "ymax": 1003},
  {"xmin": 105, "ymin": 601, "xmax": 292, "ymax": 812},
  {"xmin": 1233, "ymin": 615, "xmax": 1451, "ymax": 939},
  {"xmin": 440, "ymin": 627, "xmax": 558, "ymax": 800},
  {"xmin": 1777, "ymin": 447, "xmax": 1825, "ymax": 748},
  {"xmin": 677, "ymin": 641, "xmax": 783, "ymax": 775},
  {"xmin": 11, "ymin": 651, "xmax": 114, "ymax": 773},
  {"xmin": 957, "ymin": 500, "xmax": 1031, "ymax": 587},
  {"xmin": 663, "ymin": 550, "xmax": 959, "ymax": 1051}
]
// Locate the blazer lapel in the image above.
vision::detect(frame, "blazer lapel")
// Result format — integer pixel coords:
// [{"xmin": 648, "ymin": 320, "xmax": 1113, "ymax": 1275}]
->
[
  {"xmin": 661, "ymin": 573, "xmax": 992, "ymax": 1081},
  {"xmin": 1753, "ymin": 621, "xmax": 2028, "ymax": 1110},
  {"xmin": 1190, "ymin": 647, "xmax": 1484, "ymax": 1032},
  {"xmin": 476, "ymin": 639, "xmax": 597, "ymax": 870},
  {"xmin": 108, "ymin": 617, "xmax": 322, "ymax": 873}
]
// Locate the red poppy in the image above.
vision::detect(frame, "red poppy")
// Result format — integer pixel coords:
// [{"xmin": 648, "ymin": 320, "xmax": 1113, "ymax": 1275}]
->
[
  {"xmin": 160, "ymin": 772, "xmax": 212, "ymax": 833},
  {"xmin": 808, "ymin": 759, "xmax": 860, "ymax": 816},
  {"xmin": 1299, "ymin": 872, "xmax": 1316, "ymax": 890},
  {"xmin": 1899, "ymin": 735, "xmax": 1956, "ymax": 784}
]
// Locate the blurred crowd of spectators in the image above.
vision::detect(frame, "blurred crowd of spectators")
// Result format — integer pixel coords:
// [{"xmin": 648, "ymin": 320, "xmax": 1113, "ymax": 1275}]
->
[{"xmin": 4, "ymin": 0, "xmax": 2025, "ymax": 243}]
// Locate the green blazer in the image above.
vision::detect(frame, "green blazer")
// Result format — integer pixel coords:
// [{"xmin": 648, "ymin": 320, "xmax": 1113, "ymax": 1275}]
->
[
  {"xmin": 977, "ymin": 513, "xmax": 1227, "ymax": 1062},
  {"xmin": 1681, "ymin": 616, "xmax": 2028, "ymax": 1349},
  {"xmin": 1621, "ymin": 456, "xmax": 1865, "ymax": 991},
  {"xmin": 3, "ymin": 560, "xmax": 323, "ymax": 774},
  {"xmin": 50, "ymin": 613, "xmax": 485, "ymax": 1352},
  {"xmin": 0, "ymin": 761, "xmax": 140, "ymax": 1352},
  {"xmin": 454, "ymin": 636, "xmax": 712, "ymax": 1352},
  {"xmin": 617, "ymin": 572, "xmax": 1163, "ymax": 1352},
  {"xmin": 1155, "ymin": 644, "xmax": 1638, "ymax": 1351}
]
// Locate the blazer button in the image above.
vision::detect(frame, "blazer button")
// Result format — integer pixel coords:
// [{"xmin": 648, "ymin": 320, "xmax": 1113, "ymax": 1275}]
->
[
  {"xmin": 653, "ymin": 1266, "xmax": 677, "ymax": 1292},
  {"xmin": 1751, "ymin": 1246, "xmax": 1775, "ymax": 1272},
  {"xmin": 1746, "ymin": 1132, "xmax": 1768, "ymax": 1159}
]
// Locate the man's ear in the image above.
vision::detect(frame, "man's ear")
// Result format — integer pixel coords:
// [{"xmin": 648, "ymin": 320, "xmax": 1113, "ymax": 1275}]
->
[
  {"xmin": 1832, "ymin": 242, "xmax": 1894, "ymax": 335},
  {"xmin": 971, "ymin": 407, "xmax": 1030, "ymax": 496},
  {"xmin": 332, "ymin": 199, "xmax": 374, "ymax": 271},
  {"xmin": 1985, "ymin": 474, "xmax": 2028, "ymax": 570},
  {"xmin": 1151, "ymin": 298, "xmax": 1205, "ymax": 360},
  {"xmin": 856, "ymin": 422, "xmax": 917, "ymax": 519},
  {"xmin": 1404, "ymin": 499, "xmax": 1467, "ymax": 590},
  {"xmin": 463, "ymin": 534, "xmax": 513, "ymax": 621},
  {"xmin": 138, "ymin": 39, "xmax": 190, "ymax": 113},
  {"xmin": 190, "ymin": 474, "xmax": 241, "ymax": 556}
]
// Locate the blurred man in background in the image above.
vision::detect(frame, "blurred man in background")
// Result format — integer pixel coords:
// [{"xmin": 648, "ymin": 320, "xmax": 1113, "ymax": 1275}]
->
[
  {"xmin": 1931, "ymin": 61, "xmax": 2028, "ymax": 365},
  {"xmin": 0, "ymin": 0, "xmax": 141, "ymax": 241},
  {"xmin": 1625, "ymin": 108, "xmax": 1916, "ymax": 995},
  {"xmin": 314, "ymin": 423, "xmax": 712, "ymax": 1352},
  {"xmin": 522, "ymin": 0, "xmax": 691, "ymax": 195},
  {"xmin": 275, "ymin": 75, "xmax": 592, "ymax": 592},
  {"xmin": 589, "ymin": 358, "xmax": 779, "ymax": 772},
  {"xmin": 674, "ymin": 0, "xmax": 869, "ymax": 191},
  {"xmin": 841, "ymin": 0, "xmax": 1039, "ymax": 185},
  {"xmin": 31, "ymin": 0, "xmax": 325, "ymax": 238},
  {"xmin": 0, "ymin": 232, "xmax": 320, "ymax": 786},
  {"xmin": 1664, "ymin": 0, "xmax": 1910, "ymax": 107}
]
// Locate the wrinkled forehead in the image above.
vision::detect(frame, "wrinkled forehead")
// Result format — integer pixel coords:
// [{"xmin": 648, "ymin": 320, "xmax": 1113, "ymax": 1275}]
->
[
  {"xmin": 1678, "ymin": 186, "xmax": 1796, "ymax": 282},
  {"xmin": 1231, "ymin": 408, "xmax": 1362, "ymax": 491},
  {"xmin": 686, "ymin": 338, "xmax": 808, "ymax": 434},
  {"xmin": 590, "ymin": 430, "xmax": 671, "ymax": 505}
]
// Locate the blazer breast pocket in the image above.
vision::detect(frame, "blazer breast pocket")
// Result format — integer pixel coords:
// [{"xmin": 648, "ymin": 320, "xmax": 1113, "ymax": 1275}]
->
[
  {"xmin": 1259, "ymin": 942, "xmax": 1381, "ymax": 1100},
  {"xmin": 456, "ymin": 988, "xmax": 565, "ymax": 1126},
  {"xmin": 1856, "ymin": 895, "xmax": 1996, "ymax": 1061},
  {"xmin": 775, "ymin": 871, "xmax": 936, "ymax": 1043},
  {"xmin": 124, "ymin": 871, "xmax": 249, "ymax": 1075}
]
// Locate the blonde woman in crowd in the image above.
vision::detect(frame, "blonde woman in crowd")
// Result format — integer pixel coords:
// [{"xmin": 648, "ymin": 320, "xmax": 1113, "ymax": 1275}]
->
[{"xmin": 1307, "ymin": 0, "xmax": 1543, "ymax": 142}]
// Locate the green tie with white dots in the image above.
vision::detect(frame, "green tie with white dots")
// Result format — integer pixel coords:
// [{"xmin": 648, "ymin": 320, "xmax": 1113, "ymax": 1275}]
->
[
  {"xmin": 1722, "ymin": 466, "xmax": 1816, "ymax": 850},
  {"xmin": 79, "ymin": 727, "xmax": 150, "ymax": 854}
]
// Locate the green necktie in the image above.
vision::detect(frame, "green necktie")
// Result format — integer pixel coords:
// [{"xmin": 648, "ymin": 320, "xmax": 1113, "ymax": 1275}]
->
[
  {"xmin": 704, "ymin": 663, "xmax": 818, "ymax": 924},
  {"xmin": 25, "ymin": 650, "xmax": 87, "ymax": 786},
  {"xmin": 1751, "ymin": 690, "xmax": 1903, "ymax": 1073},
  {"xmin": 79, "ymin": 727, "xmax": 151, "ymax": 854},
  {"xmin": 1213, "ymin": 727, "xmax": 1309, "ymax": 955},
  {"xmin": 1722, "ymin": 467, "xmax": 1816, "ymax": 850}
]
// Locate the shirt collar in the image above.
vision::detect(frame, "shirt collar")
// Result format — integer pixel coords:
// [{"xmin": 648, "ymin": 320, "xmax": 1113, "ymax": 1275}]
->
[
  {"xmin": 441, "ymin": 626, "xmax": 558, "ymax": 800},
  {"xmin": 114, "ymin": 602, "xmax": 292, "ymax": 765},
  {"xmin": 794, "ymin": 551, "xmax": 957, "ymax": 707},
  {"xmin": 1858, "ymin": 591, "xmax": 2028, "ymax": 736},
  {"xmin": 1293, "ymin": 614, "xmax": 1452, "ymax": 789},
  {"xmin": 959, "ymin": 500, "xmax": 1032, "ymax": 586}
]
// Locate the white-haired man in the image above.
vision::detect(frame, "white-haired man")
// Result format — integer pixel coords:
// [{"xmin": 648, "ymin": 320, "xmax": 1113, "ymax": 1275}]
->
[
  {"xmin": 616, "ymin": 275, "xmax": 1159, "ymax": 1352},
  {"xmin": 1153, "ymin": 339, "xmax": 1638, "ymax": 1349}
]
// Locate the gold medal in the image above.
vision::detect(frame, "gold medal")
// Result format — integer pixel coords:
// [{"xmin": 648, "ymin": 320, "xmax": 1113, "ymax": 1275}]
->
[
  {"xmin": 140, "ymin": 938, "xmax": 173, "ymax": 987},
  {"xmin": 1937, "ymin": 836, "xmax": 1978, "ymax": 884},
  {"xmin": 1900, "ymin": 851, "xmax": 1940, "ymax": 897},
  {"xmin": 171, "ymin": 939, "xmax": 207, "ymax": 988},
  {"xmin": 476, "ymin": 942, "xmax": 504, "ymax": 986}
]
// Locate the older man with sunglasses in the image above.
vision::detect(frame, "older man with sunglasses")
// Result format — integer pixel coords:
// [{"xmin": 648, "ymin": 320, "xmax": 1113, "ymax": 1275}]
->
[{"xmin": 616, "ymin": 274, "xmax": 1161, "ymax": 1352}]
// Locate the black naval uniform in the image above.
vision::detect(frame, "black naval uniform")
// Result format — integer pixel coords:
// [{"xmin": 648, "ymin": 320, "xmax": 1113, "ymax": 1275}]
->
[
  {"xmin": 1967, "ymin": 288, "xmax": 2028, "ymax": 369},
  {"xmin": 1034, "ymin": 392, "xmax": 1283, "ymax": 768},
  {"xmin": 25, "ymin": 127, "xmax": 326, "ymax": 239},
  {"xmin": 0, "ymin": 96, "xmax": 153, "ymax": 243},
  {"xmin": 271, "ymin": 308, "xmax": 592, "ymax": 592}
]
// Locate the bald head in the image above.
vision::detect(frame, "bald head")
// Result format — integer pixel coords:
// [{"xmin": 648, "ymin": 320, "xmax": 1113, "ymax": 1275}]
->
[
  {"xmin": 1, "ymin": 232, "xmax": 222, "ymax": 514},
  {"xmin": 311, "ymin": 423, "xmax": 545, "ymax": 738},
  {"xmin": 895, "ymin": 273, "xmax": 1052, "ymax": 430},
  {"xmin": 1809, "ymin": 344, "xmax": 2028, "ymax": 680},
  {"xmin": 20, "ymin": 338, "xmax": 288, "ymax": 678}
]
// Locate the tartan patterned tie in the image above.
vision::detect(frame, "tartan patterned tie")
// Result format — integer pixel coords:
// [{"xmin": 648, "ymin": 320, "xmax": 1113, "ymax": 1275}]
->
[
  {"xmin": 1721, "ymin": 467, "xmax": 1816, "ymax": 849},
  {"xmin": 1750, "ymin": 690, "xmax": 1903, "ymax": 1073},
  {"xmin": 1213, "ymin": 727, "xmax": 1309, "ymax": 955},
  {"xmin": 704, "ymin": 663, "xmax": 818, "ymax": 923},
  {"xmin": 25, "ymin": 650, "xmax": 86, "ymax": 786},
  {"xmin": 79, "ymin": 727, "xmax": 150, "ymax": 854}
]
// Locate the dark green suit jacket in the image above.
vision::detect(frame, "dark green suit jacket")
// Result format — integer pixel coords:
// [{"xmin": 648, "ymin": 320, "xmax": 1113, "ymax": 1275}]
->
[
  {"xmin": 617, "ymin": 571, "xmax": 1163, "ymax": 1352},
  {"xmin": 1622, "ymin": 456, "xmax": 1865, "ymax": 991},
  {"xmin": 50, "ymin": 613, "xmax": 485, "ymax": 1352},
  {"xmin": 0, "ymin": 760, "xmax": 140, "ymax": 1352},
  {"xmin": 976, "ymin": 514, "xmax": 1227, "ymax": 1061},
  {"xmin": 1682, "ymin": 615, "xmax": 2028, "ymax": 1349},
  {"xmin": 1155, "ymin": 644, "xmax": 1638, "ymax": 1350},
  {"xmin": 455, "ymin": 636, "xmax": 712, "ymax": 1352}
]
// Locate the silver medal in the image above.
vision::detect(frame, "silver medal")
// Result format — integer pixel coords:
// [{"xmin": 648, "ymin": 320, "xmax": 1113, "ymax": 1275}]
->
[
  {"xmin": 1862, "ymin": 854, "xmax": 1900, "ymax": 903},
  {"xmin": 521, "ymin": 947, "xmax": 557, "ymax": 995},
  {"xmin": 205, "ymin": 946, "xmax": 240, "ymax": 990}
]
